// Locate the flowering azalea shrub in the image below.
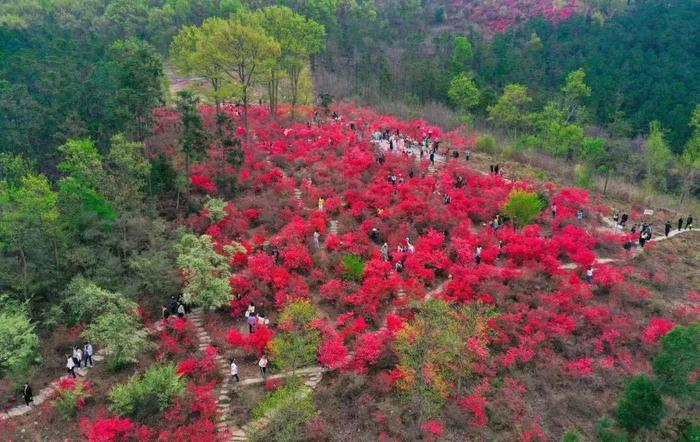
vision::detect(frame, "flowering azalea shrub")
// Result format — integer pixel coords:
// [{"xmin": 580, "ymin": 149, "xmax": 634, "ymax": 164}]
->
[
  {"xmin": 144, "ymin": 102, "xmax": 686, "ymax": 440},
  {"xmin": 53, "ymin": 378, "xmax": 92, "ymax": 417}
]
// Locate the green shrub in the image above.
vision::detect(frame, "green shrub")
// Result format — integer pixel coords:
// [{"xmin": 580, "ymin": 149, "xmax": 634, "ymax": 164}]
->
[
  {"xmin": 678, "ymin": 420, "xmax": 700, "ymax": 442},
  {"xmin": 475, "ymin": 134, "xmax": 497, "ymax": 154},
  {"xmin": 502, "ymin": 189, "xmax": 545, "ymax": 229},
  {"xmin": 248, "ymin": 385, "xmax": 315, "ymax": 442},
  {"xmin": 616, "ymin": 374, "xmax": 664, "ymax": 432},
  {"xmin": 269, "ymin": 300, "xmax": 321, "ymax": 373},
  {"xmin": 653, "ymin": 322, "xmax": 699, "ymax": 401},
  {"xmin": 562, "ymin": 428, "xmax": 582, "ymax": 442},
  {"xmin": 596, "ymin": 417, "xmax": 627, "ymax": 442},
  {"xmin": 0, "ymin": 297, "xmax": 40, "ymax": 381},
  {"xmin": 341, "ymin": 254, "xmax": 365, "ymax": 281},
  {"xmin": 109, "ymin": 364, "xmax": 184, "ymax": 422},
  {"xmin": 83, "ymin": 312, "xmax": 149, "ymax": 371}
]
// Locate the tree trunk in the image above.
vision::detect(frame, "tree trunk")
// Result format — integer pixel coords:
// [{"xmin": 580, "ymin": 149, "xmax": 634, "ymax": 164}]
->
[
  {"xmin": 603, "ymin": 169, "xmax": 610, "ymax": 195},
  {"xmin": 290, "ymin": 67, "xmax": 300, "ymax": 121}
]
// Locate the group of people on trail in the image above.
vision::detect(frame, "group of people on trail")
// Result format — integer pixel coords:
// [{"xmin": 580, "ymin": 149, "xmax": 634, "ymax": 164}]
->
[
  {"xmin": 245, "ymin": 302, "xmax": 270, "ymax": 334},
  {"xmin": 489, "ymin": 164, "xmax": 503, "ymax": 176},
  {"xmin": 66, "ymin": 341, "xmax": 94, "ymax": 379},
  {"xmin": 229, "ymin": 354, "xmax": 269, "ymax": 385},
  {"xmin": 162, "ymin": 296, "xmax": 188, "ymax": 320}
]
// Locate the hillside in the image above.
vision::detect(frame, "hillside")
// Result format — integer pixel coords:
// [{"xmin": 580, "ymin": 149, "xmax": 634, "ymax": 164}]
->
[{"xmin": 4, "ymin": 103, "xmax": 697, "ymax": 440}]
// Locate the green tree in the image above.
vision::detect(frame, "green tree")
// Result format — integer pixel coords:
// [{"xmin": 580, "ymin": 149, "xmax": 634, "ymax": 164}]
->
[
  {"xmin": 104, "ymin": 134, "xmax": 150, "ymax": 212},
  {"xmin": 82, "ymin": 311, "xmax": 149, "ymax": 371},
  {"xmin": 269, "ymin": 299, "xmax": 321, "ymax": 374},
  {"xmin": 0, "ymin": 296, "xmax": 40, "ymax": 380},
  {"xmin": 249, "ymin": 6, "xmax": 325, "ymax": 117},
  {"xmin": 248, "ymin": 385, "xmax": 315, "ymax": 442},
  {"xmin": 0, "ymin": 173, "xmax": 61, "ymax": 297},
  {"xmin": 202, "ymin": 17, "xmax": 281, "ymax": 144},
  {"xmin": 450, "ymin": 36, "xmax": 473, "ymax": 73},
  {"xmin": 176, "ymin": 90, "xmax": 210, "ymax": 193},
  {"xmin": 170, "ymin": 22, "xmax": 230, "ymax": 115},
  {"xmin": 447, "ymin": 73, "xmax": 480, "ymax": 116},
  {"xmin": 653, "ymin": 322, "xmax": 700, "ymax": 401},
  {"xmin": 561, "ymin": 68, "xmax": 591, "ymax": 123},
  {"xmin": 644, "ymin": 121, "xmax": 673, "ymax": 192},
  {"xmin": 105, "ymin": 38, "xmax": 165, "ymax": 141},
  {"xmin": 616, "ymin": 374, "xmax": 664, "ymax": 432},
  {"xmin": 393, "ymin": 298, "xmax": 495, "ymax": 417},
  {"xmin": 679, "ymin": 104, "xmax": 700, "ymax": 206},
  {"xmin": 502, "ymin": 190, "xmax": 545, "ymax": 229},
  {"xmin": 487, "ymin": 84, "xmax": 532, "ymax": 137},
  {"xmin": 175, "ymin": 233, "xmax": 231, "ymax": 309},
  {"xmin": 62, "ymin": 276, "xmax": 137, "ymax": 325}
]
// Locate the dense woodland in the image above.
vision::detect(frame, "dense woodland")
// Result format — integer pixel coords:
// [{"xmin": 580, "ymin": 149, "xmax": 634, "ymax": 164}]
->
[{"xmin": 1, "ymin": 0, "xmax": 700, "ymax": 441}]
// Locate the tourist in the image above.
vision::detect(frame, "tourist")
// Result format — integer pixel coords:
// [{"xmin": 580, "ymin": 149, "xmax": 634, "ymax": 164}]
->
[
  {"xmin": 551, "ymin": 203, "xmax": 557, "ymax": 218},
  {"xmin": 665, "ymin": 221, "xmax": 672, "ymax": 237},
  {"xmin": 168, "ymin": 296, "xmax": 178, "ymax": 315},
  {"xmin": 230, "ymin": 359, "xmax": 240, "ymax": 383},
  {"xmin": 177, "ymin": 303, "xmax": 186, "ymax": 318},
  {"xmin": 678, "ymin": 216, "xmax": 684, "ymax": 231},
  {"xmin": 381, "ymin": 242, "xmax": 389, "ymax": 262},
  {"xmin": 161, "ymin": 305, "xmax": 170, "ymax": 321},
  {"xmin": 494, "ymin": 164, "xmax": 500, "ymax": 175},
  {"xmin": 443, "ymin": 193, "xmax": 451, "ymax": 204},
  {"xmin": 73, "ymin": 346, "xmax": 82, "ymax": 367},
  {"xmin": 258, "ymin": 354, "xmax": 268, "ymax": 378},
  {"xmin": 318, "ymin": 197, "xmax": 325, "ymax": 211},
  {"xmin": 23, "ymin": 383, "xmax": 33, "ymax": 407},
  {"xmin": 490, "ymin": 165, "xmax": 494, "ymax": 174},
  {"xmin": 245, "ymin": 302, "xmax": 256, "ymax": 318},
  {"xmin": 370, "ymin": 228, "xmax": 380, "ymax": 244},
  {"xmin": 66, "ymin": 355, "xmax": 76, "ymax": 378},
  {"xmin": 465, "ymin": 150, "xmax": 471, "ymax": 161},
  {"xmin": 395, "ymin": 261, "xmax": 403, "ymax": 273},
  {"xmin": 631, "ymin": 224, "xmax": 637, "ymax": 234},
  {"xmin": 620, "ymin": 213, "xmax": 629, "ymax": 226},
  {"xmin": 247, "ymin": 312, "xmax": 257, "ymax": 334},
  {"xmin": 429, "ymin": 152, "xmax": 435, "ymax": 165},
  {"xmin": 577, "ymin": 210, "xmax": 584, "ymax": 223},
  {"xmin": 586, "ymin": 267, "xmax": 594, "ymax": 284},
  {"xmin": 475, "ymin": 245, "xmax": 482, "ymax": 265},
  {"xmin": 406, "ymin": 237, "xmax": 415, "ymax": 254},
  {"xmin": 257, "ymin": 313, "xmax": 270, "ymax": 326},
  {"xmin": 313, "ymin": 231, "xmax": 320, "ymax": 249},
  {"xmin": 686, "ymin": 215, "xmax": 694, "ymax": 230},
  {"xmin": 83, "ymin": 341, "xmax": 94, "ymax": 368}
]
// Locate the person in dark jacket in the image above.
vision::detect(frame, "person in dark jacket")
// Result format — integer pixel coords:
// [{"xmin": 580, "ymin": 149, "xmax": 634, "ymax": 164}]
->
[
  {"xmin": 665, "ymin": 221, "xmax": 672, "ymax": 237},
  {"xmin": 678, "ymin": 217, "xmax": 684, "ymax": 231},
  {"xmin": 23, "ymin": 383, "xmax": 33, "ymax": 406},
  {"xmin": 686, "ymin": 215, "xmax": 694, "ymax": 230}
]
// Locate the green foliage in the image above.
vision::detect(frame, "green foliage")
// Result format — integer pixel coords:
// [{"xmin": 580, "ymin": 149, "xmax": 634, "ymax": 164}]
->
[
  {"xmin": 447, "ymin": 73, "xmax": 480, "ymax": 114},
  {"xmin": 204, "ymin": 197, "xmax": 227, "ymax": 222},
  {"xmin": 596, "ymin": 417, "xmax": 627, "ymax": 442},
  {"xmin": 644, "ymin": 121, "xmax": 674, "ymax": 192},
  {"xmin": 678, "ymin": 420, "xmax": 700, "ymax": 442},
  {"xmin": 616, "ymin": 374, "xmax": 664, "ymax": 432},
  {"xmin": 0, "ymin": 296, "xmax": 40, "ymax": 380},
  {"xmin": 269, "ymin": 300, "xmax": 321, "ymax": 373},
  {"xmin": 573, "ymin": 164, "xmax": 593, "ymax": 189},
  {"xmin": 502, "ymin": 190, "xmax": 545, "ymax": 229},
  {"xmin": 475, "ymin": 134, "xmax": 497, "ymax": 154},
  {"xmin": 109, "ymin": 364, "xmax": 185, "ymax": 421},
  {"xmin": 175, "ymin": 233, "xmax": 231, "ymax": 309},
  {"xmin": 176, "ymin": 90, "xmax": 210, "ymax": 164},
  {"xmin": 487, "ymin": 84, "xmax": 532, "ymax": 135},
  {"xmin": 129, "ymin": 249, "xmax": 179, "ymax": 298},
  {"xmin": 653, "ymin": 321, "xmax": 700, "ymax": 401},
  {"xmin": 562, "ymin": 428, "xmax": 582, "ymax": 442},
  {"xmin": 54, "ymin": 381, "xmax": 91, "ymax": 418},
  {"xmin": 393, "ymin": 299, "xmax": 495, "ymax": 416},
  {"xmin": 62, "ymin": 276, "xmax": 137, "ymax": 325},
  {"xmin": 82, "ymin": 312, "xmax": 149, "ymax": 371},
  {"xmin": 450, "ymin": 36, "xmax": 473, "ymax": 72},
  {"xmin": 561, "ymin": 68, "xmax": 591, "ymax": 123},
  {"xmin": 248, "ymin": 385, "xmax": 315, "ymax": 442},
  {"xmin": 341, "ymin": 254, "xmax": 365, "ymax": 281}
]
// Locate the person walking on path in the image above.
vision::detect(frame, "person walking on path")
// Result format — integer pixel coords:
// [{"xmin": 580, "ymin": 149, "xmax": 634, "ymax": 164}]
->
[
  {"xmin": 551, "ymin": 204, "xmax": 557, "ymax": 219},
  {"xmin": 247, "ymin": 312, "xmax": 257, "ymax": 334},
  {"xmin": 429, "ymin": 152, "xmax": 435, "ymax": 165},
  {"xmin": 475, "ymin": 245, "xmax": 483, "ymax": 265},
  {"xmin": 678, "ymin": 217, "xmax": 684, "ymax": 231},
  {"xmin": 313, "ymin": 231, "xmax": 320, "ymax": 249},
  {"xmin": 381, "ymin": 242, "xmax": 389, "ymax": 262},
  {"xmin": 576, "ymin": 210, "xmax": 584, "ymax": 224},
  {"xmin": 230, "ymin": 359, "xmax": 240, "ymax": 383},
  {"xmin": 73, "ymin": 347, "xmax": 82, "ymax": 368},
  {"xmin": 586, "ymin": 267, "xmax": 594, "ymax": 284},
  {"xmin": 23, "ymin": 383, "xmax": 33, "ymax": 406},
  {"xmin": 161, "ymin": 305, "xmax": 170, "ymax": 321},
  {"xmin": 66, "ymin": 355, "xmax": 76, "ymax": 378},
  {"xmin": 665, "ymin": 221, "xmax": 672, "ymax": 237},
  {"xmin": 83, "ymin": 341, "xmax": 94, "ymax": 368},
  {"xmin": 258, "ymin": 354, "xmax": 268, "ymax": 378},
  {"xmin": 686, "ymin": 215, "xmax": 694, "ymax": 230},
  {"xmin": 177, "ymin": 303, "xmax": 186, "ymax": 318}
]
